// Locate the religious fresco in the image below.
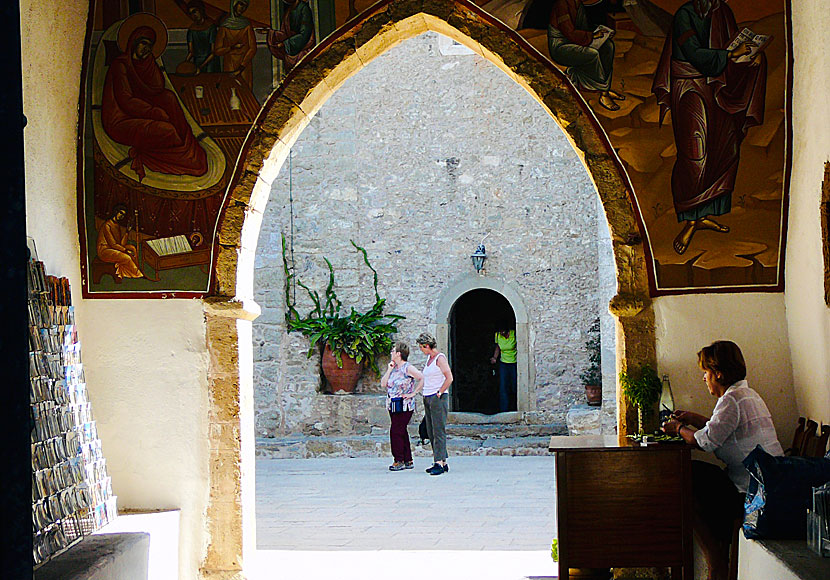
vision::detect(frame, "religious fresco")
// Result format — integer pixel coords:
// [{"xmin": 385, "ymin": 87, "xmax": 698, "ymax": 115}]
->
[
  {"xmin": 79, "ymin": 0, "xmax": 789, "ymax": 296},
  {"xmin": 479, "ymin": 0, "xmax": 790, "ymax": 292},
  {"xmin": 78, "ymin": 0, "xmax": 335, "ymax": 296}
]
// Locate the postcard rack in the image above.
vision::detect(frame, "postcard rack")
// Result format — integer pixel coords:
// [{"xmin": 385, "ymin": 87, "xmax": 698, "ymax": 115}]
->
[{"xmin": 29, "ymin": 255, "xmax": 117, "ymax": 568}]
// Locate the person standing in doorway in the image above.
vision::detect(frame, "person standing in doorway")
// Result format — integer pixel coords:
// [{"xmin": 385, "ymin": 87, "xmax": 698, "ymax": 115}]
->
[
  {"xmin": 416, "ymin": 333, "xmax": 453, "ymax": 476},
  {"xmin": 381, "ymin": 342, "xmax": 423, "ymax": 472},
  {"xmin": 490, "ymin": 324, "xmax": 517, "ymax": 413}
]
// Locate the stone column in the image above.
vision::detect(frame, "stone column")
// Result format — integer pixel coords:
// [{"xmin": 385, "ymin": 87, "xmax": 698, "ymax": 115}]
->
[
  {"xmin": 610, "ymin": 293, "xmax": 656, "ymax": 440},
  {"xmin": 201, "ymin": 298, "xmax": 260, "ymax": 580}
]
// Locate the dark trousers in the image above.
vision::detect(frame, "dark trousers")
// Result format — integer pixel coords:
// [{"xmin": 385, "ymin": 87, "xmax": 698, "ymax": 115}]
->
[
  {"xmin": 498, "ymin": 361, "xmax": 517, "ymax": 412},
  {"xmin": 389, "ymin": 410, "xmax": 413, "ymax": 463},
  {"xmin": 692, "ymin": 460, "xmax": 744, "ymax": 543}
]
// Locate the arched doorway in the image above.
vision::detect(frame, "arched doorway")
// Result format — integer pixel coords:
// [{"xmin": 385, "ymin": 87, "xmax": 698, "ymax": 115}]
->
[
  {"xmin": 201, "ymin": 0, "xmax": 657, "ymax": 576},
  {"xmin": 450, "ymin": 289, "xmax": 516, "ymax": 414}
]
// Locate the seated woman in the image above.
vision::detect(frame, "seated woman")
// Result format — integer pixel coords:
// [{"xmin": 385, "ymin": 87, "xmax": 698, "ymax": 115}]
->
[{"xmin": 661, "ymin": 340, "xmax": 783, "ymax": 580}]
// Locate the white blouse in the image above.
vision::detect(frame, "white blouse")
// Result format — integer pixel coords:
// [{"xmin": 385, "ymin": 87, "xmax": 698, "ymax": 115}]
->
[{"xmin": 694, "ymin": 380, "xmax": 784, "ymax": 492}]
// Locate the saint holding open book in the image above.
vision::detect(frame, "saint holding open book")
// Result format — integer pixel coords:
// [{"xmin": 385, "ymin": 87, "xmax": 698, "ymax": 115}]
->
[
  {"xmin": 547, "ymin": 0, "xmax": 627, "ymax": 111},
  {"xmin": 652, "ymin": 0, "xmax": 769, "ymax": 256}
]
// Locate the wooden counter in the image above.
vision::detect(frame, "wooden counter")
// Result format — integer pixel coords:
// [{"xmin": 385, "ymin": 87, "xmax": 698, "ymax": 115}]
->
[{"xmin": 549, "ymin": 435, "xmax": 693, "ymax": 580}]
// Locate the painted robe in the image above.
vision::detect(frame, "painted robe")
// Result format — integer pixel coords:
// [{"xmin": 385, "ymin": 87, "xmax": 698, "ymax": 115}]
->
[
  {"xmin": 101, "ymin": 26, "xmax": 208, "ymax": 182},
  {"xmin": 652, "ymin": 1, "xmax": 767, "ymax": 221}
]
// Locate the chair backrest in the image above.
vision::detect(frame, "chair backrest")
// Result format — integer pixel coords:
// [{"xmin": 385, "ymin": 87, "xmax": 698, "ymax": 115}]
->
[
  {"xmin": 786, "ymin": 416, "xmax": 807, "ymax": 456},
  {"xmin": 804, "ymin": 424, "xmax": 830, "ymax": 458}
]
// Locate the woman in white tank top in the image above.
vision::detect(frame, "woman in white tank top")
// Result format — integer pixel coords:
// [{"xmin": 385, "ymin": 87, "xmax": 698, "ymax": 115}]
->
[{"xmin": 416, "ymin": 332, "xmax": 453, "ymax": 475}]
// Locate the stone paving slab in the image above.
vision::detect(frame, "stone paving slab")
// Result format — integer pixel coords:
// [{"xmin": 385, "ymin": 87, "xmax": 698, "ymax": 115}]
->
[
  {"xmin": 249, "ymin": 550, "xmax": 558, "ymax": 580},
  {"xmin": 255, "ymin": 456, "xmax": 558, "ymax": 552}
]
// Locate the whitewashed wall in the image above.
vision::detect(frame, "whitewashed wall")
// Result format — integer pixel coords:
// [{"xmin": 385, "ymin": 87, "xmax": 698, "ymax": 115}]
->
[
  {"xmin": 22, "ymin": 1, "xmax": 210, "ymax": 577},
  {"xmin": 786, "ymin": 0, "xmax": 830, "ymax": 426}
]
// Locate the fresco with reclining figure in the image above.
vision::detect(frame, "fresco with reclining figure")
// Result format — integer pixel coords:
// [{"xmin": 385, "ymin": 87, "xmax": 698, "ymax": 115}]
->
[
  {"xmin": 78, "ymin": 0, "xmax": 333, "ymax": 295},
  {"xmin": 78, "ymin": 0, "xmax": 789, "ymax": 295}
]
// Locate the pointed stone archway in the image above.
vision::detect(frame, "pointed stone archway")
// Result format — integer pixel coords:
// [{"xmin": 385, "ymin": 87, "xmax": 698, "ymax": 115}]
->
[{"xmin": 200, "ymin": 1, "xmax": 656, "ymax": 577}]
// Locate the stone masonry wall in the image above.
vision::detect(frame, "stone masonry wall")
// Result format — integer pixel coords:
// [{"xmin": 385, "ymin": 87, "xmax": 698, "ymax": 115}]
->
[{"xmin": 253, "ymin": 32, "xmax": 606, "ymax": 439}]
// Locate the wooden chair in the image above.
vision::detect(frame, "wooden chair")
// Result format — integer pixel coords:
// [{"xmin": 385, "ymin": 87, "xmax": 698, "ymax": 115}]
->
[
  {"xmin": 804, "ymin": 424, "xmax": 830, "ymax": 458},
  {"xmin": 785, "ymin": 416, "xmax": 807, "ymax": 456}
]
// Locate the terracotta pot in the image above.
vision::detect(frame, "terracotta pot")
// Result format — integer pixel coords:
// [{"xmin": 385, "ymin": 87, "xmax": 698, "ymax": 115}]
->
[
  {"xmin": 585, "ymin": 384, "xmax": 602, "ymax": 406},
  {"xmin": 321, "ymin": 344, "xmax": 363, "ymax": 394}
]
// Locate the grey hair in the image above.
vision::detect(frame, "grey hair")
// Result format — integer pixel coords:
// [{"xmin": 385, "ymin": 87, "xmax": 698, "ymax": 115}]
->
[{"xmin": 416, "ymin": 332, "xmax": 437, "ymax": 349}]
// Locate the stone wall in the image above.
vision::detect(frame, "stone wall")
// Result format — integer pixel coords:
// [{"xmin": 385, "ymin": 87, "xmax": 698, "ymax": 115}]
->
[{"xmin": 253, "ymin": 32, "xmax": 609, "ymax": 440}]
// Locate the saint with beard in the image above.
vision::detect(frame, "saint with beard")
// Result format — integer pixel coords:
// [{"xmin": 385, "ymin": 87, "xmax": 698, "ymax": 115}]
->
[{"xmin": 652, "ymin": 0, "xmax": 767, "ymax": 255}]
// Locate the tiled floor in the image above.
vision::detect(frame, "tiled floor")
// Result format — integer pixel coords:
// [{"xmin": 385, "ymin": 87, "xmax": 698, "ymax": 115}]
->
[{"xmin": 252, "ymin": 455, "xmax": 559, "ymax": 579}]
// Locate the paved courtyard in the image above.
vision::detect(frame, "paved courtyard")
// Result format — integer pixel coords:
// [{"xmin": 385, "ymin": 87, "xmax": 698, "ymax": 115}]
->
[{"xmin": 252, "ymin": 455, "xmax": 559, "ymax": 579}]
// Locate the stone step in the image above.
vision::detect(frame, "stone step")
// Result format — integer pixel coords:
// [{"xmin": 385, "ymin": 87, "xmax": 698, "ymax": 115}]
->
[
  {"xmin": 444, "ymin": 422, "xmax": 566, "ymax": 439},
  {"xmin": 255, "ymin": 435, "xmax": 554, "ymax": 460}
]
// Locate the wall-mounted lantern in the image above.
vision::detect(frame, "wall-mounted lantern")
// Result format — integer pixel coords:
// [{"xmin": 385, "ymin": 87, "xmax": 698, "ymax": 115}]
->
[{"xmin": 471, "ymin": 243, "xmax": 487, "ymax": 274}]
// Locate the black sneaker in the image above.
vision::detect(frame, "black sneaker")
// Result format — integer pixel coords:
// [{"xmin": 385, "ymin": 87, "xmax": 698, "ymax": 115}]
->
[
  {"xmin": 425, "ymin": 463, "xmax": 438, "ymax": 473},
  {"xmin": 404, "ymin": 462, "xmax": 414, "ymax": 470},
  {"xmin": 427, "ymin": 464, "xmax": 446, "ymax": 476},
  {"xmin": 443, "ymin": 463, "xmax": 449, "ymax": 473}
]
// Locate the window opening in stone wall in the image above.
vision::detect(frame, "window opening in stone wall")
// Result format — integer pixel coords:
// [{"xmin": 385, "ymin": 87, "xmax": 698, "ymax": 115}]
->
[{"xmin": 450, "ymin": 289, "xmax": 516, "ymax": 415}]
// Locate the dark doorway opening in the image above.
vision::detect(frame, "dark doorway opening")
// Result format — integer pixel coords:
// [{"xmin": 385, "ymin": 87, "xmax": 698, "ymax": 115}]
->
[{"xmin": 450, "ymin": 289, "xmax": 516, "ymax": 414}]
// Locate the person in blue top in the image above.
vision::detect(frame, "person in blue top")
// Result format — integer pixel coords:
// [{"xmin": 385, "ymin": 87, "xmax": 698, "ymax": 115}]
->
[{"xmin": 185, "ymin": 1, "xmax": 220, "ymax": 73}]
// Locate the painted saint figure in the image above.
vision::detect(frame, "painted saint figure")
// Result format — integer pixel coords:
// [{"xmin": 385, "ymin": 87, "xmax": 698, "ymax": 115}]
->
[
  {"xmin": 652, "ymin": 0, "xmax": 767, "ymax": 255},
  {"xmin": 185, "ymin": 0, "xmax": 220, "ymax": 73},
  {"xmin": 96, "ymin": 204, "xmax": 144, "ymax": 279},
  {"xmin": 258, "ymin": 0, "xmax": 315, "ymax": 74},
  {"xmin": 101, "ymin": 16, "xmax": 208, "ymax": 182},
  {"xmin": 214, "ymin": 0, "xmax": 257, "ymax": 88},
  {"xmin": 547, "ymin": 0, "xmax": 625, "ymax": 111}
]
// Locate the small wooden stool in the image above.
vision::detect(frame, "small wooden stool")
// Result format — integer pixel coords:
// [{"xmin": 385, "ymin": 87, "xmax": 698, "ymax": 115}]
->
[{"xmin": 91, "ymin": 257, "xmax": 122, "ymax": 284}]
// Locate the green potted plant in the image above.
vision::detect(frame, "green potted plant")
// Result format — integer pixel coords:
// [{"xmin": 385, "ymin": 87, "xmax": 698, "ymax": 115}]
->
[
  {"xmin": 619, "ymin": 364, "xmax": 662, "ymax": 435},
  {"xmin": 281, "ymin": 235, "xmax": 404, "ymax": 394},
  {"xmin": 579, "ymin": 317, "xmax": 602, "ymax": 406}
]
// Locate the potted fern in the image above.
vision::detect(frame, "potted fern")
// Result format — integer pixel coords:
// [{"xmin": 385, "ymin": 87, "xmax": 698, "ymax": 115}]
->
[
  {"xmin": 579, "ymin": 317, "xmax": 602, "ymax": 406},
  {"xmin": 619, "ymin": 364, "xmax": 662, "ymax": 435},
  {"xmin": 281, "ymin": 235, "xmax": 404, "ymax": 394}
]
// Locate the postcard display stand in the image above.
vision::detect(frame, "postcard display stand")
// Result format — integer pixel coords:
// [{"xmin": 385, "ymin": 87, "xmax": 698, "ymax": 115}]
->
[{"xmin": 29, "ymin": 258, "xmax": 117, "ymax": 568}]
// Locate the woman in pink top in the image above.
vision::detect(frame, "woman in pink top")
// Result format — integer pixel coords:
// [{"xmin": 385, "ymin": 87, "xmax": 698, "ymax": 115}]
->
[
  {"xmin": 416, "ymin": 332, "xmax": 453, "ymax": 476},
  {"xmin": 381, "ymin": 342, "xmax": 423, "ymax": 471}
]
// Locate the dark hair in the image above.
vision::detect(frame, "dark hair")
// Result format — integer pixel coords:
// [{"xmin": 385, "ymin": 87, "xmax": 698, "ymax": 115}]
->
[
  {"xmin": 698, "ymin": 340, "xmax": 746, "ymax": 387},
  {"xmin": 109, "ymin": 204, "xmax": 130, "ymax": 223},
  {"xmin": 187, "ymin": 0, "xmax": 206, "ymax": 13},
  {"xmin": 394, "ymin": 342, "xmax": 410, "ymax": 361},
  {"xmin": 416, "ymin": 332, "xmax": 437, "ymax": 349}
]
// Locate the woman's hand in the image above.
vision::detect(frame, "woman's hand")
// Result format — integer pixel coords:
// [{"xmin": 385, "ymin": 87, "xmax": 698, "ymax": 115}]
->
[
  {"xmin": 661, "ymin": 418, "xmax": 682, "ymax": 436},
  {"xmin": 672, "ymin": 410, "xmax": 708, "ymax": 429},
  {"xmin": 489, "ymin": 357, "xmax": 497, "ymax": 365},
  {"xmin": 387, "ymin": 361, "xmax": 395, "ymax": 370}
]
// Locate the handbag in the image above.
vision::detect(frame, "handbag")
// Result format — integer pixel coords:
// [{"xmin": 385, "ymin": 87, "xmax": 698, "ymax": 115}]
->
[
  {"xmin": 743, "ymin": 444, "xmax": 830, "ymax": 539},
  {"xmin": 389, "ymin": 397, "xmax": 404, "ymax": 413}
]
